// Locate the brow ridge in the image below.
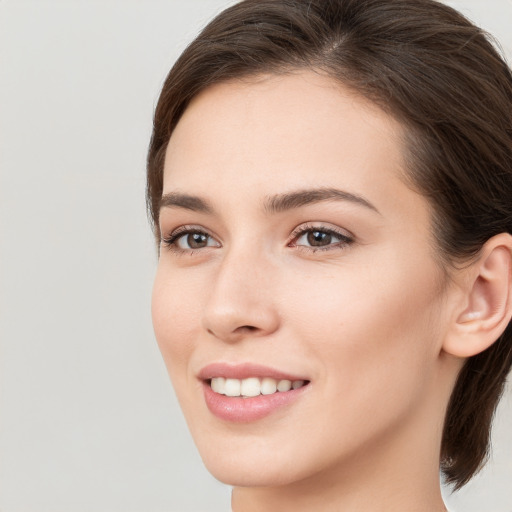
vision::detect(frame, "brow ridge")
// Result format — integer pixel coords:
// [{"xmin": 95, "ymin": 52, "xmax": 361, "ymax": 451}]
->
[
  {"xmin": 264, "ymin": 187, "xmax": 380, "ymax": 214},
  {"xmin": 158, "ymin": 187, "xmax": 379, "ymax": 216},
  {"xmin": 159, "ymin": 192, "xmax": 213, "ymax": 213}
]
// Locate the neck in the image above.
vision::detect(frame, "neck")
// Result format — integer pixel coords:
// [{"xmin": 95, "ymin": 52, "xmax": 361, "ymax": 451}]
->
[{"xmin": 232, "ymin": 472, "xmax": 446, "ymax": 512}]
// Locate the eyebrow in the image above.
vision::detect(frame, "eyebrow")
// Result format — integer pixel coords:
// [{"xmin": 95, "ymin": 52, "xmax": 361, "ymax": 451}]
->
[
  {"xmin": 263, "ymin": 187, "xmax": 380, "ymax": 215},
  {"xmin": 159, "ymin": 187, "xmax": 380, "ymax": 215},
  {"xmin": 159, "ymin": 192, "xmax": 213, "ymax": 214}
]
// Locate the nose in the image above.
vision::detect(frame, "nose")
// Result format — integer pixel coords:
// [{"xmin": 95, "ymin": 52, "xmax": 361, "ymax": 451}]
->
[{"xmin": 202, "ymin": 248, "xmax": 280, "ymax": 343}]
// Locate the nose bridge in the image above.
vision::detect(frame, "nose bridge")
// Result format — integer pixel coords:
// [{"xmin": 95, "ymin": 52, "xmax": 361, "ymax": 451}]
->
[{"xmin": 202, "ymin": 243, "xmax": 279, "ymax": 341}]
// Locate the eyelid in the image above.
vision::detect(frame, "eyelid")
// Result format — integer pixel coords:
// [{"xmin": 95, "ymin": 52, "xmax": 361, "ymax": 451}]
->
[
  {"xmin": 288, "ymin": 222, "xmax": 355, "ymax": 250},
  {"xmin": 160, "ymin": 222, "xmax": 354, "ymax": 254},
  {"xmin": 160, "ymin": 224, "xmax": 221, "ymax": 252}
]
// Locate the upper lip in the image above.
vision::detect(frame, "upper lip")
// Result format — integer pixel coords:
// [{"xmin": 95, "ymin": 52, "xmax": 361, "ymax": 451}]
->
[{"xmin": 198, "ymin": 362, "xmax": 308, "ymax": 382}]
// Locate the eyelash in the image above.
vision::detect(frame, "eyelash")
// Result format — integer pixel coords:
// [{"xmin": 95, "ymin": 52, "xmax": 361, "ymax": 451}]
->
[
  {"xmin": 288, "ymin": 223, "xmax": 354, "ymax": 253},
  {"xmin": 161, "ymin": 225, "xmax": 218, "ymax": 254},
  {"xmin": 160, "ymin": 223, "xmax": 354, "ymax": 254}
]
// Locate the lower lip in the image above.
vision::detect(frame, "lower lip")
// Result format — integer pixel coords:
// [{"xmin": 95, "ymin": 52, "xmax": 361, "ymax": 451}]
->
[{"xmin": 202, "ymin": 381, "xmax": 309, "ymax": 423}]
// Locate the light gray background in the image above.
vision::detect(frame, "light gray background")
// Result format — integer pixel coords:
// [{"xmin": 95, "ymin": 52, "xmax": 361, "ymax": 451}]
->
[{"xmin": 0, "ymin": 1, "xmax": 511, "ymax": 511}]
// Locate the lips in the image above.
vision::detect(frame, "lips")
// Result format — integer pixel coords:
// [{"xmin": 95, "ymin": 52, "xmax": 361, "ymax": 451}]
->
[{"xmin": 198, "ymin": 362, "xmax": 310, "ymax": 422}]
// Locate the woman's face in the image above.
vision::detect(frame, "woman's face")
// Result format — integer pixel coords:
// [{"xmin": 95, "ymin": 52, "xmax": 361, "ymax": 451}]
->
[{"xmin": 152, "ymin": 71, "xmax": 454, "ymax": 487}]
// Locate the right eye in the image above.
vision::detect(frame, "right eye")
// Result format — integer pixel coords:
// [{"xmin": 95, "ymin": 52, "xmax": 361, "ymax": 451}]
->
[{"xmin": 162, "ymin": 228, "xmax": 221, "ymax": 252}]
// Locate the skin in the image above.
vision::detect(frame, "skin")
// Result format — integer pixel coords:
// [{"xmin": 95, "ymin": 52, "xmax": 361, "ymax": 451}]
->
[{"xmin": 152, "ymin": 71, "xmax": 468, "ymax": 511}]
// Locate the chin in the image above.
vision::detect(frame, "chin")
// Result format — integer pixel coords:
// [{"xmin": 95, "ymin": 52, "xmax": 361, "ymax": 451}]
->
[
  {"xmin": 188, "ymin": 424, "xmax": 311, "ymax": 488},
  {"xmin": 202, "ymin": 453, "xmax": 303, "ymax": 488}
]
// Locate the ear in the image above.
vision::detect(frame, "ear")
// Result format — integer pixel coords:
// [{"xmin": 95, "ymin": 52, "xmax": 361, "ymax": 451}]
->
[{"xmin": 443, "ymin": 233, "xmax": 512, "ymax": 358}]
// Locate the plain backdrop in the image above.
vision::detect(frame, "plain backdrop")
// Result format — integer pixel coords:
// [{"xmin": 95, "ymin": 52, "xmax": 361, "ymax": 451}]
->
[{"xmin": 0, "ymin": 1, "xmax": 511, "ymax": 511}]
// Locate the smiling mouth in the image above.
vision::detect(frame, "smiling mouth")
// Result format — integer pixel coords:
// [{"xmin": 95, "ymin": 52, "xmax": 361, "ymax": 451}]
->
[{"xmin": 208, "ymin": 377, "xmax": 309, "ymax": 398}]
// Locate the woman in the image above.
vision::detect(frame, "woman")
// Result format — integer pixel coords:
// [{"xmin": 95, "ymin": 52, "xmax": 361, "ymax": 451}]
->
[{"xmin": 147, "ymin": 0, "xmax": 512, "ymax": 510}]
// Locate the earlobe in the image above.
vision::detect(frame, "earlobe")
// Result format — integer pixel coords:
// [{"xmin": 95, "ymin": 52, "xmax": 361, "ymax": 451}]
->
[{"xmin": 444, "ymin": 233, "xmax": 512, "ymax": 358}]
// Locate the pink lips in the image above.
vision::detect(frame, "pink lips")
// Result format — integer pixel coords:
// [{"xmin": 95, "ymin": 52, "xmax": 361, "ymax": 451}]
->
[{"xmin": 199, "ymin": 362, "xmax": 310, "ymax": 423}]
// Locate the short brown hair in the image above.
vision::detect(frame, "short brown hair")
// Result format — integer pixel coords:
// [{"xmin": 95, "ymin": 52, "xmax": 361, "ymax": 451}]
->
[{"xmin": 147, "ymin": 0, "xmax": 512, "ymax": 489}]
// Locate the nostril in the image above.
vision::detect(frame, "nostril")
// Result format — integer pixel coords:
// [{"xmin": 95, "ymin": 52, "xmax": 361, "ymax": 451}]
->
[
  {"xmin": 235, "ymin": 325, "xmax": 259, "ymax": 334},
  {"xmin": 206, "ymin": 324, "xmax": 260, "ymax": 343}
]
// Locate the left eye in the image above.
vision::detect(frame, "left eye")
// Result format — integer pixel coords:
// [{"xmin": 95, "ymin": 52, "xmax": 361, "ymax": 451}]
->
[{"xmin": 293, "ymin": 228, "xmax": 352, "ymax": 248}]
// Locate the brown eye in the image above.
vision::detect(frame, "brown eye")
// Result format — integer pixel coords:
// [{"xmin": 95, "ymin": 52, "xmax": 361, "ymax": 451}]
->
[
  {"xmin": 166, "ymin": 229, "xmax": 221, "ymax": 251},
  {"xmin": 292, "ymin": 226, "xmax": 353, "ymax": 252},
  {"xmin": 307, "ymin": 230, "xmax": 332, "ymax": 246},
  {"xmin": 187, "ymin": 232, "xmax": 209, "ymax": 248}
]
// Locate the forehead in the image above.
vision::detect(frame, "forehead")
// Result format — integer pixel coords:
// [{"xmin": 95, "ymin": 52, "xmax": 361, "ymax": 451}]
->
[{"xmin": 163, "ymin": 71, "xmax": 417, "ymax": 217}]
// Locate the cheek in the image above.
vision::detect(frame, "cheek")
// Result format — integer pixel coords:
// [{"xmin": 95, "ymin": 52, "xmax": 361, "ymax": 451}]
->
[
  {"xmin": 151, "ymin": 264, "xmax": 203, "ymax": 380},
  {"xmin": 283, "ymin": 257, "xmax": 444, "ymax": 419}
]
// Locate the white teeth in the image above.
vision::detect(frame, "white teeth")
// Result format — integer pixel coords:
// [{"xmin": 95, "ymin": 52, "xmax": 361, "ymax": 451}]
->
[
  {"xmin": 240, "ymin": 377, "xmax": 261, "ymax": 397},
  {"xmin": 277, "ymin": 379, "xmax": 292, "ymax": 392},
  {"xmin": 224, "ymin": 378, "xmax": 241, "ymax": 397},
  {"xmin": 211, "ymin": 377, "xmax": 225, "ymax": 394},
  {"xmin": 261, "ymin": 377, "xmax": 277, "ymax": 395},
  {"xmin": 210, "ymin": 377, "xmax": 307, "ymax": 397}
]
